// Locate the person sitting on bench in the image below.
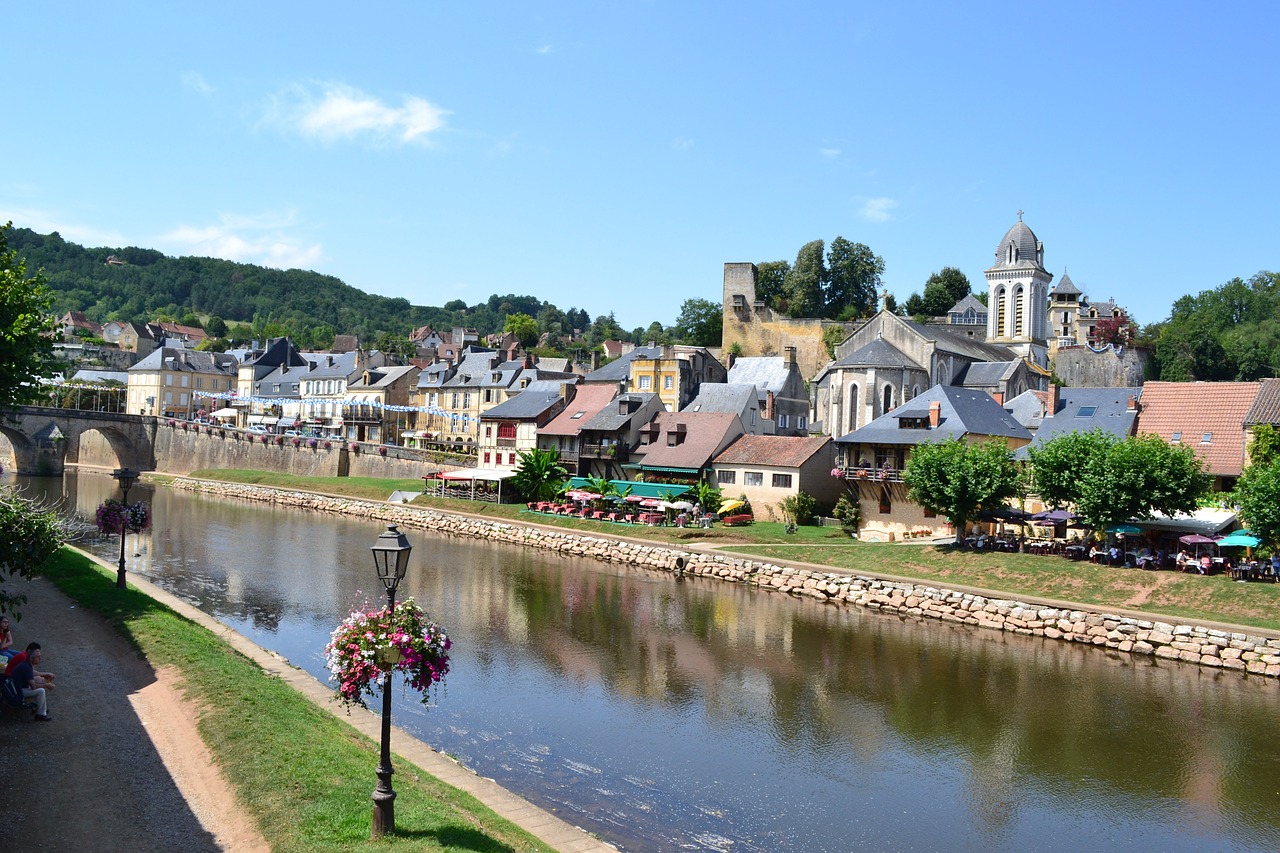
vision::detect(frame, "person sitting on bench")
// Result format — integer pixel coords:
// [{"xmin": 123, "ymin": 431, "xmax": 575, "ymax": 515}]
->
[{"xmin": 9, "ymin": 642, "xmax": 53, "ymax": 721}]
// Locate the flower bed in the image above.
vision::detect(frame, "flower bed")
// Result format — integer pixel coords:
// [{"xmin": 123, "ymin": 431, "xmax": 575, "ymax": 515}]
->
[{"xmin": 324, "ymin": 597, "xmax": 450, "ymax": 709}]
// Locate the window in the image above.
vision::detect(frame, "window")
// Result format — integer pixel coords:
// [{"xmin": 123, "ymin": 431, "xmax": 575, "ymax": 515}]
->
[
  {"xmin": 771, "ymin": 473, "xmax": 792, "ymax": 489},
  {"xmin": 1171, "ymin": 432, "xmax": 1182, "ymax": 444},
  {"xmin": 485, "ymin": 426, "xmax": 492, "ymax": 438},
  {"xmin": 744, "ymin": 472, "xmax": 763, "ymax": 486},
  {"xmin": 463, "ymin": 393, "xmax": 470, "ymax": 409},
  {"xmin": 923, "ymin": 507, "xmax": 936, "ymax": 519},
  {"xmin": 1076, "ymin": 406, "xmax": 1097, "ymax": 418},
  {"xmin": 195, "ymin": 377, "xmax": 204, "ymax": 389},
  {"xmin": 1202, "ymin": 432, "xmax": 1212, "ymax": 444},
  {"xmin": 483, "ymin": 452, "xmax": 491, "ymax": 464},
  {"xmin": 484, "ymin": 390, "xmax": 492, "ymax": 403},
  {"xmin": 497, "ymin": 423, "xmax": 516, "ymax": 439},
  {"xmin": 798, "ymin": 416, "xmax": 807, "ymax": 430},
  {"xmin": 451, "ymin": 393, "xmax": 459, "ymax": 409},
  {"xmin": 716, "ymin": 470, "xmax": 736, "ymax": 485},
  {"xmin": 778, "ymin": 414, "xmax": 789, "ymax": 429},
  {"xmin": 638, "ymin": 375, "xmax": 652, "ymax": 391},
  {"xmin": 508, "ymin": 453, "xmax": 516, "ymax": 465},
  {"xmin": 663, "ymin": 375, "xmax": 674, "ymax": 391},
  {"xmin": 879, "ymin": 489, "xmax": 891, "ymax": 514},
  {"xmin": 181, "ymin": 375, "xmax": 189, "ymax": 388},
  {"xmin": 165, "ymin": 375, "xmax": 173, "ymax": 386}
]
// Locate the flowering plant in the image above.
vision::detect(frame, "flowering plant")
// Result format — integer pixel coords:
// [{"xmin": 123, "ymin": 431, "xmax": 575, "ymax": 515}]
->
[
  {"xmin": 95, "ymin": 499, "xmax": 151, "ymax": 535},
  {"xmin": 325, "ymin": 597, "xmax": 451, "ymax": 710},
  {"xmin": 291, "ymin": 436, "xmax": 301, "ymax": 447},
  {"xmin": 349, "ymin": 442, "xmax": 359, "ymax": 453},
  {"xmin": 323, "ymin": 440, "xmax": 332, "ymax": 450},
  {"xmin": 378, "ymin": 445, "xmax": 388, "ymax": 456},
  {"xmin": 307, "ymin": 438, "xmax": 318, "ymax": 449},
  {"xmin": 260, "ymin": 434, "xmax": 269, "ymax": 444}
]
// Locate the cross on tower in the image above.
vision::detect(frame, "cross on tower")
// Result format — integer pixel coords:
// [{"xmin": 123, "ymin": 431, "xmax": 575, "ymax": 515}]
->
[{"xmin": 1017, "ymin": 209, "xmax": 1024, "ymax": 221}]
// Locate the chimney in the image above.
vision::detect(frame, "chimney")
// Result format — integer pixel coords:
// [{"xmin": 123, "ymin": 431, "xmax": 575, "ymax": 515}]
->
[
  {"xmin": 992, "ymin": 391, "xmax": 1004, "ymax": 405},
  {"xmin": 929, "ymin": 401, "xmax": 941, "ymax": 428},
  {"xmin": 727, "ymin": 351, "xmax": 737, "ymax": 370},
  {"xmin": 1128, "ymin": 395, "xmax": 1138, "ymax": 412},
  {"xmin": 784, "ymin": 346, "xmax": 797, "ymax": 367},
  {"xmin": 1046, "ymin": 383, "xmax": 1060, "ymax": 417},
  {"xmin": 591, "ymin": 350, "xmax": 601, "ymax": 371},
  {"xmin": 765, "ymin": 390, "xmax": 776, "ymax": 419}
]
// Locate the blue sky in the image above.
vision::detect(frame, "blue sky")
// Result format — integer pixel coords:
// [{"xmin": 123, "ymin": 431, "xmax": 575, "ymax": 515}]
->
[{"xmin": 4, "ymin": 3, "xmax": 1276, "ymax": 332}]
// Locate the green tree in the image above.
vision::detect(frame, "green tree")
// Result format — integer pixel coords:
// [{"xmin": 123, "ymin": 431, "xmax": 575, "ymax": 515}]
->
[
  {"xmin": 903, "ymin": 438, "xmax": 1020, "ymax": 545},
  {"xmin": 503, "ymin": 312, "xmax": 539, "ymax": 349},
  {"xmin": 510, "ymin": 448, "xmax": 568, "ymax": 502},
  {"xmin": 825, "ymin": 238, "xmax": 884, "ymax": 320},
  {"xmin": 755, "ymin": 260, "xmax": 790, "ymax": 310},
  {"xmin": 924, "ymin": 267, "xmax": 971, "ymax": 309},
  {"xmin": 1248, "ymin": 423, "xmax": 1280, "ymax": 468},
  {"xmin": 0, "ymin": 488, "xmax": 67, "ymax": 615},
  {"xmin": 0, "ymin": 224, "xmax": 57, "ymax": 406},
  {"xmin": 674, "ymin": 298, "xmax": 723, "ymax": 347},
  {"xmin": 783, "ymin": 240, "xmax": 827, "ymax": 318},
  {"xmin": 1028, "ymin": 430, "xmax": 1117, "ymax": 509},
  {"xmin": 1234, "ymin": 458, "xmax": 1280, "ymax": 545},
  {"xmin": 1074, "ymin": 434, "xmax": 1210, "ymax": 529},
  {"xmin": 204, "ymin": 315, "xmax": 228, "ymax": 338},
  {"xmin": 693, "ymin": 481, "xmax": 722, "ymax": 513}
]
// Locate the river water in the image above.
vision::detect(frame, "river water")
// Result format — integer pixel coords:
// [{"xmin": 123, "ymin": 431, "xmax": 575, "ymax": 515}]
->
[{"xmin": 14, "ymin": 470, "xmax": 1280, "ymax": 852}]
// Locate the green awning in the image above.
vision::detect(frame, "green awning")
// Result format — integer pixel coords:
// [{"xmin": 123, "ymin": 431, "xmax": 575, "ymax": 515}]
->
[{"xmin": 566, "ymin": 478, "xmax": 690, "ymax": 499}]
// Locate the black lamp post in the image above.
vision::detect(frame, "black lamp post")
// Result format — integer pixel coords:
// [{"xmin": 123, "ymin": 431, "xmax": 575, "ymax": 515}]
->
[
  {"xmin": 370, "ymin": 524, "xmax": 412, "ymax": 839},
  {"xmin": 111, "ymin": 467, "xmax": 139, "ymax": 589}
]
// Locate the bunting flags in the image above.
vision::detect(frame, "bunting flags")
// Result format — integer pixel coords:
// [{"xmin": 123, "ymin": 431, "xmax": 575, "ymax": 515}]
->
[{"xmin": 188, "ymin": 390, "xmax": 474, "ymax": 423}]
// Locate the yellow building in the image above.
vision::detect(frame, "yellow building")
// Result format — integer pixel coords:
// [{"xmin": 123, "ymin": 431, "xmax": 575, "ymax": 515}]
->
[{"xmin": 127, "ymin": 347, "xmax": 237, "ymax": 419}]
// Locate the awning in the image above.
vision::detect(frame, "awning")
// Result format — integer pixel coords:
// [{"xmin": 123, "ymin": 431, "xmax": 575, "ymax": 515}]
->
[
  {"xmin": 211, "ymin": 408, "xmax": 238, "ymax": 418},
  {"xmin": 277, "ymin": 418, "xmax": 297, "ymax": 428},
  {"xmin": 1137, "ymin": 508, "xmax": 1236, "ymax": 536},
  {"xmin": 439, "ymin": 468, "xmax": 517, "ymax": 481},
  {"xmin": 247, "ymin": 415, "xmax": 279, "ymax": 425},
  {"xmin": 565, "ymin": 478, "xmax": 690, "ymax": 499}
]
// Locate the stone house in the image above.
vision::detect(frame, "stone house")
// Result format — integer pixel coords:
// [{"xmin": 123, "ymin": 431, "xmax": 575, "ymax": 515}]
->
[
  {"xmin": 725, "ymin": 351, "xmax": 810, "ymax": 435},
  {"xmin": 536, "ymin": 383, "xmax": 622, "ymax": 474},
  {"xmin": 1135, "ymin": 381, "xmax": 1262, "ymax": 491},
  {"xmin": 572, "ymin": 392, "xmax": 667, "ymax": 480},
  {"xmin": 710, "ymin": 435, "xmax": 840, "ymax": 520},
  {"xmin": 127, "ymin": 348, "xmax": 238, "ymax": 419},
  {"xmin": 478, "ymin": 379, "xmax": 576, "ymax": 470},
  {"xmin": 343, "ymin": 364, "xmax": 421, "ymax": 445},
  {"xmin": 833, "ymin": 385, "xmax": 1032, "ymax": 541},
  {"xmin": 627, "ymin": 411, "xmax": 745, "ymax": 487}
]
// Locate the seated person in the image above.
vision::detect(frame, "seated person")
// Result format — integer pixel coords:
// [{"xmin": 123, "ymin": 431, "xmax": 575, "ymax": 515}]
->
[
  {"xmin": 4, "ymin": 641, "xmax": 55, "ymax": 687},
  {"xmin": 1199, "ymin": 555, "xmax": 1211, "ymax": 575},
  {"xmin": 8, "ymin": 641, "xmax": 52, "ymax": 721},
  {"xmin": 1108, "ymin": 546, "xmax": 1121, "ymax": 566},
  {"xmin": 0, "ymin": 615, "xmax": 15, "ymax": 660}
]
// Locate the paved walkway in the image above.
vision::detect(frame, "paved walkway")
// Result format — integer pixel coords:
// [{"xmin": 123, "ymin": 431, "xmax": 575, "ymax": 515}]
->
[{"xmin": 0, "ymin": 556, "xmax": 613, "ymax": 852}]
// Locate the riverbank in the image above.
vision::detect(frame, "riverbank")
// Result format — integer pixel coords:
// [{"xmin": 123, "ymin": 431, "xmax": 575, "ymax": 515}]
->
[
  {"xmin": 20, "ymin": 546, "xmax": 612, "ymax": 852},
  {"xmin": 167, "ymin": 475, "xmax": 1280, "ymax": 683}
]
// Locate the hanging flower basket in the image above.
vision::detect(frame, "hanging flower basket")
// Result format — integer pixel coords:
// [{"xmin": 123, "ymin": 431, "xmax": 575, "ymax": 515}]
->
[
  {"xmin": 167, "ymin": 419, "xmax": 176, "ymax": 428},
  {"xmin": 325, "ymin": 597, "xmax": 450, "ymax": 710},
  {"xmin": 259, "ymin": 434, "xmax": 269, "ymax": 444},
  {"xmin": 378, "ymin": 446, "xmax": 388, "ymax": 456},
  {"xmin": 275, "ymin": 435, "xmax": 285, "ymax": 445},
  {"xmin": 291, "ymin": 436, "xmax": 301, "ymax": 448},
  {"xmin": 323, "ymin": 440, "xmax": 332, "ymax": 450},
  {"xmin": 307, "ymin": 438, "xmax": 318, "ymax": 449},
  {"xmin": 349, "ymin": 442, "xmax": 359, "ymax": 453},
  {"xmin": 95, "ymin": 499, "xmax": 151, "ymax": 535}
]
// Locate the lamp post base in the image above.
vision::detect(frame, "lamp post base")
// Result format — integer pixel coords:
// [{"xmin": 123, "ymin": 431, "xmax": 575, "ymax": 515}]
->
[{"xmin": 371, "ymin": 786, "xmax": 396, "ymax": 838}]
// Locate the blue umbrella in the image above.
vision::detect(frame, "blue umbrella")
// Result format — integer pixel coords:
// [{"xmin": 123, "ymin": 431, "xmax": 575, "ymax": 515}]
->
[
  {"xmin": 1106, "ymin": 523, "xmax": 1143, "ymax": 535},
  {"xmin": 1217, "ymin": 531, "xmax": 1262, "ymax": 548}
]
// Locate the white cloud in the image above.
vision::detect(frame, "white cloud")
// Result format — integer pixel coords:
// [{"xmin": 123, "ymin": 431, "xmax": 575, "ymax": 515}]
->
[
  {"xmin": 672, "ymin": 136, "xmax": 694, "ymax": 151},
  {"xmin": 159, "ymin": 213, "xmax": 325, "ymax": 270},
  {"xmin": 819, "ymin": 147, "xmax": 841, "ymax": 159},
  {"xmin": 860, "ymin": 197, "xmax": 897, "ymax": 222},
  {"xmin": 535, "ymin": 44, "xmax": 554, "ymax": 55},
  {"xmin": 267, "ymin": 82, "xmax": 448, "ymax": 146},
  {"xmin": 182, "ymin": 71, "xmax": 214, "ymax": 96},
  {"xmin": 0, "ymin": 206, "xmax": 124, "ymax": 246}
]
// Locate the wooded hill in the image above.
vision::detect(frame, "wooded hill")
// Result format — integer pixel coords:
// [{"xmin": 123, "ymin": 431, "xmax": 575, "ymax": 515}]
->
[{"xmin": 8, "ymin": 227, "xmax": 570, "ymax": 349}]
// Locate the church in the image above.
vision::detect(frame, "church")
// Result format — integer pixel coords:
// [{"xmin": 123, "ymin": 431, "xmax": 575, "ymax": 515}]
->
[{"xmin": 812, "ymin": 214, "xmax": 1058, "ymax": 437}]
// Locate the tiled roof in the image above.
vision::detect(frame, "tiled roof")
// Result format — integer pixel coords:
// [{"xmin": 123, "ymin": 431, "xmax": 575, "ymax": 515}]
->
[
  {"xmin": 835, "ymin": 384, "xmax": 1030, "ymax": 446},
  {"xmin": 634, "ymin": 411, "xmax": 742, "ymax": 471},
  {"xmin": 1243, "ymin": 378, "xmax": 1280, "ymax": 426},
  {"xmin": 541, "ymin": 383, "xmax": 618, "ymax": 436},
  {"xmin": 1135, "ymin": 381, "xmax": 1261, "ymax": 477},
  {"xmin": 713, "ymin": 434, "xmax": 832, "ymax": 468},
  {"xmin": 833, "ymin": 338, "xmax": 922, "ymax": 370},
  {"xmin": 481, "ymin": 380, "xmax": 567, "ymax": 420}
]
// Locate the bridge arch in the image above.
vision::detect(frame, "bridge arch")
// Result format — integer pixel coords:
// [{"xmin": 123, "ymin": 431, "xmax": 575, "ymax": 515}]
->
[{"xmin": 1, "ymin": 407, "xmax": 156, "ymax": 475}]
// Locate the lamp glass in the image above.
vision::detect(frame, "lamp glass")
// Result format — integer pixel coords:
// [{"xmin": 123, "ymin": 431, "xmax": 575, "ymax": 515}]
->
[{"xmin": 371, "ymin": 525, "xmax": 412, "ymax": 590}]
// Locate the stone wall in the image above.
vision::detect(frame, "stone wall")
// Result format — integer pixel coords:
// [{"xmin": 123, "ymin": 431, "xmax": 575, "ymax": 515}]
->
[
  {"xmin": 170, "ymin": 478, "xmax": 1280, "ymax": 682},
  {"xmin": 1051, "ymin": 345, "xmax": 1149, "ymax": 387}
]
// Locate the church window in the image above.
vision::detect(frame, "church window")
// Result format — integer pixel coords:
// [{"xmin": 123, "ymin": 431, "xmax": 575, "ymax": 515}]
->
[
  {"xmin": 1013, "ymin": 286, "xmax": 1025, "ymax": 337},
  {"xmin": 882, "ymin": 384, "xmax": 894, "ymax": 414},
  {"xmin": 848, "ymin": 384, "xmax": 859, "ymax": 433}
]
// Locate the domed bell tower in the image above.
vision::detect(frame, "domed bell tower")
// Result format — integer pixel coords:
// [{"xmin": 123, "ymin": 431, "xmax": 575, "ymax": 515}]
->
[{"xmin": 984, "ymin": 211, "xmax": 1052, "ymax": 367}]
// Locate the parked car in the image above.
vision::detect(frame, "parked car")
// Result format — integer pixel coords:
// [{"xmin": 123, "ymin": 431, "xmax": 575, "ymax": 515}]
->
[{"xmin": 247, "ymin": 425, "xmax": 269, "ymax": 433}]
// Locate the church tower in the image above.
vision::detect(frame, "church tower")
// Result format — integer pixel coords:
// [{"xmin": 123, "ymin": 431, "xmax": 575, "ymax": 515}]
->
[{"xmin": 985, "ymin": 212, "xmax": 1052, "ymax": 367}]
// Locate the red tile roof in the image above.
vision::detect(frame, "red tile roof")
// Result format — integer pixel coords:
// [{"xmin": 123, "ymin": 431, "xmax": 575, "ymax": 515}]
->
[
  {"xmin": 540, "ymin": 384, "xmax": 618, "ymax": 436},
  {"xmin": 713, "ymin": 434, "xmax": 832, "ymax": 469},
  {"xmin": 1135, "ymin": 381, "xmax": 1261, "ymax": 477},
  {"xmin": 636, "ymin": 412, "xmax": 742, "ymax": 470}
]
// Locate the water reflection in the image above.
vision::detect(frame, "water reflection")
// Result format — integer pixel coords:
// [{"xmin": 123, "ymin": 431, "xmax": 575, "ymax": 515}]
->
[{"xmin": 17, "ymin": 470, "xmax": 1280, "ymax": 852}]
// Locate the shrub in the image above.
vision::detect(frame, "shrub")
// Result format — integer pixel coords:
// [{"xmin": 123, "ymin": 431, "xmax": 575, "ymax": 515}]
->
[{"xmin": 780, "ymin": 491, "xmax": 817, "ymax": 525}]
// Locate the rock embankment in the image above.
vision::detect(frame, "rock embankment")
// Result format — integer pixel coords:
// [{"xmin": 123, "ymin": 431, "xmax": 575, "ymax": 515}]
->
[{"xmin": 172, "ymin": 479, "xmax": 1280, "ymax": 682}]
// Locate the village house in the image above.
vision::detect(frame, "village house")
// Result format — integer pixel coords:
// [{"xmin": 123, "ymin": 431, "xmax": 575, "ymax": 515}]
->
[
  {"xmin": 1134, "ymin": 380, "xmax": 1261, "ymax": 491},
  {"xmin": 536, "ymin": 383, "xmax": 622, "ymax": 474},
  {"xmin": 572, "ymin": 392, "xmax": 667, "ymax": 480},
  {"xmin": 710, "ymin": 435, "xmax": 841, "ymax": 520},
  {"xmin": 127, "ymin": 347, "xmax": 238, "ymax": 419},
  {"xmin": 626, "ymin": 411, "xmax": 745, "ymax": 486},
  {"xmin": 478, "ymin": 379, "xmax": 577, "ymax": 470},
  {"xmin": 725, "ymin": 350, "xmax": 810, "ymax": 436},
  {"xmin": 343, "ymin": 364, "xmax": 420, "ymax": 445},
  {"xmin": 833, "ymin": 385, "xmax": 1032, "ymax": 541}
]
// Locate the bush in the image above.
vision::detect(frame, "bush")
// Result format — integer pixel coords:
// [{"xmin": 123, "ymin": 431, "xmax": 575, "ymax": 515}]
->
[
  {"xmin": 780, "ymin": 491, "xmax": 817, "ymax": 525},
  {"xmin": 833, "ymin": 493, "xmax": 860, "ymax": 534}
]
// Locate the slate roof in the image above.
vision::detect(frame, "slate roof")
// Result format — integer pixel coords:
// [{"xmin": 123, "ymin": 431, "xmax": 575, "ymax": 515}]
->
[
  {"xmin": 900, "ymin": 317, "xmax": 1018, "ymax": 363},
  {"xmin": 1135, "ymin": 381, "xmax": 1261, "ymax": 477},
  {"xmin": 633, "ymin": 411, "xmax": 742, "ymax": 471},
  {"xmin": 301, "ymin": 351, "xmax": 359, "ymax": 380},
  {"xmin": 1012, "ymin": 387, "xmax": 1142, "ymax": 457},
  {"xmin": 582, "ymin": 345, "xmax": 664, "ymax": 383},
  {"xmin": 727, "ymin": 357, "xmax": 790, "ymax": 396},
  {"xmin": 541, "ymin": 383, "xmax": 619, "ymax": 436},
  {"xmin": 684, "ymin": 383, "xmax": 757, "ymax": 414},
  {"xmin": 1051, "ymin": 270, "xmax": 1081, "ymax": 296},
  {"xmin": 946, "ymin": 294, "xmax": 988, "ymax": 316},
  {"xmin": 986, "ymin": 218, "xmax": 1046, "ymax": 272},
  {"xmin": 580, "ymin": 392, "xmax": 661, "ymax": 432},
  {"xmin": 480, "ymin": 380, "xmax": 567, "ymax": 420},
  {"xmin": 953, "ymin": 361, "xmax": 1019, "ymax": 388},
  {"xmin": 348, "ymin": 364, "xmax": 418, "ymax": 392},
  {"xmin": 130, "ymin": 347, "xmax": 237, "ymax": 376},
  {"xmin": 1243, "ymin": 378, "xmax": 1280, "ymax": 426},
  {"xmin": 833, "ymin": 338, "xmax": 924, "ymax": 371},
  {"xmin": 835, "ymin": 384, "xmax": 1031, "ymax": 446},
  {"xmin": 713, "ymin": 434, "xmax": 832, "ymax": 468}
]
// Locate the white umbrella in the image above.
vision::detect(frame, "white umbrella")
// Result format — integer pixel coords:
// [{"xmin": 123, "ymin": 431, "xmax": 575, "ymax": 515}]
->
[
  {"xmin": 210, "ymin": 408, "xmax": 238, "ymax": 419},
  {"xmin": 670, "ymin": 500, "xmax": 694, "ymax": 510}
]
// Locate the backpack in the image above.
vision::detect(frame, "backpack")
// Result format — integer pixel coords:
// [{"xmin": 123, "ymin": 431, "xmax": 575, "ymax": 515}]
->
[{"xmin": 1, "ymin": 675, "xmax": 23, "ymax": 707}]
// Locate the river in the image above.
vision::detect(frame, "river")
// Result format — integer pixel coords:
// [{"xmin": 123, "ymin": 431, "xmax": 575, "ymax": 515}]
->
[{"xmin": 13, "ymin": 470, "xmax": 1280, "ymax": 852}]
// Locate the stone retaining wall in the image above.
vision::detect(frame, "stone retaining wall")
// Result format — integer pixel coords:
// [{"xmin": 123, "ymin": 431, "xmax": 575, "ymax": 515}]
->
[{"xmin": 171, "ymin": 478, "xmax": 1280, "ymax": 682}]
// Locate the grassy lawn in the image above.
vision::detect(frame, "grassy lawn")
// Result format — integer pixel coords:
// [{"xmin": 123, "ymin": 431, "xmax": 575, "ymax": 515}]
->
[
  {"xmin": 177, "ymin": 470, "xmax": 1280, "ymax": 632},
  {"xmin": 44, "ymin": 548, "xmax": 554, "ymax": 852}
]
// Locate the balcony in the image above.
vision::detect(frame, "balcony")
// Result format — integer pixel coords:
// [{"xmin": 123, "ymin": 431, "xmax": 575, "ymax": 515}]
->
[
  {"xmin": 342, "ymin": 405, "xmax": 383, "ymax": 424},
  {"xmin": 838, "ymin": 465, "xmax": 904, "ymax": 483},
  {"xmin": 581, "ymin": 443, "xmax": 629, "ymax": 461},
  {"xmin": 496, "ymin": 437, "xmax": 517, "ymax": 448}
]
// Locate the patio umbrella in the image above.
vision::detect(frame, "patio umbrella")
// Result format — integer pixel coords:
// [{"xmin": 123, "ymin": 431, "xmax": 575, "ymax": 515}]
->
[
  {"xmin": 1032, "ymin": 509, "xmax": 1076, "ymax": 523},
  {"xmin": 1217, "ymin": 532, "xmax": 1262, "ymax": 548},
  {"xmin": 669, "ymin": 501, "xmax": 694, "ymax": 510},
  {"xmin": 1105, "ymin": 523, "xmax": 1141, "ymax": 534},
  {"xmin": 1178, "ymin": 532, "xmax": 1218, "ymax": 558},
  {"xmin": 718, "ymin": 499, "xmax": 746, "ymax": 514}
]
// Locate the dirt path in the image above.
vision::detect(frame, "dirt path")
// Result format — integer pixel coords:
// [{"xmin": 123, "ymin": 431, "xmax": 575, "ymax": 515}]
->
[{"xmin": 0, "ymin": 575, "xmax": 269, "ymax": 852}]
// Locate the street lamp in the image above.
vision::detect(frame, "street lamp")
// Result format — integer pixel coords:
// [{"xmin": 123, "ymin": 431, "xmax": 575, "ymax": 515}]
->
[
  {"xmin": 370, "ymin": 524, "xmax": 412, "ymax": 839},
  {"xmin": 111, "ymin": 467, "xmax": 139, "ymax": 589}
]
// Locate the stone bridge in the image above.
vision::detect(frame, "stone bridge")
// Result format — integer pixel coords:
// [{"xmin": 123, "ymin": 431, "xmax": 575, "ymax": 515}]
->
[{"xmin": 0, "ymin": 406, "xmax": 156, "ymax": 475}]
